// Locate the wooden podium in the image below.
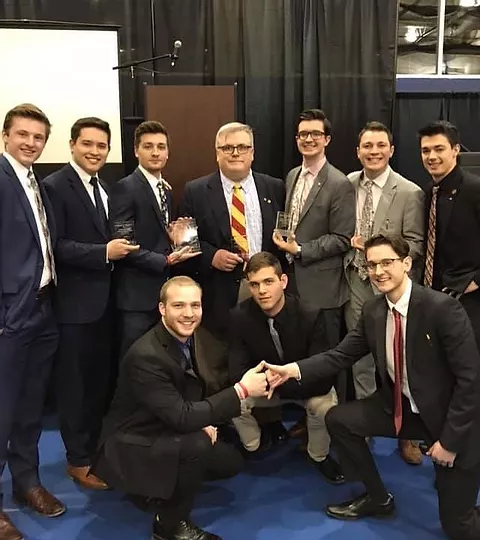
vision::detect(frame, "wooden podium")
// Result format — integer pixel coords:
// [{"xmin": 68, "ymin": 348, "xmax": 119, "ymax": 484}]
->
[{"xmin": 145, "ymin": 85, "xmax": 235, "ymax": 205}]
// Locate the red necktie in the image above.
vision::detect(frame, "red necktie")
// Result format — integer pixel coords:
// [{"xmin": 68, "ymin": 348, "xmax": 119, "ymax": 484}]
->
[
  {"xmin": 393, "ymin": 308, "xmax": 404, "ymax": 435},
  {"xmin": 424, "ymin": 185, "xmax": 439, "ymax": 287}
]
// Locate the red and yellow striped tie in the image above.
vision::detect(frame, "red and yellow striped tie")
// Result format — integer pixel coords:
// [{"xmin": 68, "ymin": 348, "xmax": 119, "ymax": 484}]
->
[{"xmin": 231, "ymin": 183, "xmax": 249, "ymax": 256}]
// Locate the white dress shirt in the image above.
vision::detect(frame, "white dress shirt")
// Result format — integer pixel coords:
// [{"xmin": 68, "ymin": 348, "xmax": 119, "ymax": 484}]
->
[
  {"xmin": 385, "ymin": 277, "xmax": 419, "ymax": 413},
  {"xmin": 70, "ymin": 160, "xmax": 109, "ymax": 217},
  {"xmin": 355, "ymin": 166, "xmax": 391, "ymax": 234},
  {"xmin": 4, "ymin": 152, "xmax": 52, "ymax": 287},
  {"xmin": 220, "ymin": 170, "xmax": 263, "ymax": 258}
]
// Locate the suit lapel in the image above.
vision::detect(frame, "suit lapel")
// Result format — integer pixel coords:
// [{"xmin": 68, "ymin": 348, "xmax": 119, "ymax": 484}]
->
[
  {"xmin": 254, "ymin": 173, "xmax": 274, "ymax": 248},
  {"xmin": 372, "ymin": 171, "xmax": 397, "ymax": 233},
  {"xmin": 207, "ymin": 172, "xmax": 231, "ymax": 244},
  {"xmin": 298, "ymin": 162, "xmax": 329, "ymax": 224},
  {"xmin": 406, "ymin": 284, "xmax": 423, "ymax": 374},
  {"xmin": 67, "ymin": 164, "xmax": 108, "ymax": 240},
  {"xmin": 134, "ymin": 168, "xmax": 166, "ymax": 230},
  {"xmin": 374, "ymin": 298, "xmax": 388, "ymax": 379},
  {"xmin": 285, "ymin": 166, "xmax": 301, "ymax": 211}
]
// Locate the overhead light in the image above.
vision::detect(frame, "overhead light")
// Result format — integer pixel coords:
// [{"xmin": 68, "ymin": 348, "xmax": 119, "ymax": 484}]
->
[
  {"xmin": 405, "ymin": 26, "xmax": 419, "ymax": 43},
  {"xmin": 459, "ymin": 0, "xmax": 479, "ymax": 7}
]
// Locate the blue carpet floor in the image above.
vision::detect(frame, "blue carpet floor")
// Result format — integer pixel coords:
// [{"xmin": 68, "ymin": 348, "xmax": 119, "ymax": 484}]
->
[{"xmin": 3, "ymin": 423, "xmax": 478, "ymax": 540}]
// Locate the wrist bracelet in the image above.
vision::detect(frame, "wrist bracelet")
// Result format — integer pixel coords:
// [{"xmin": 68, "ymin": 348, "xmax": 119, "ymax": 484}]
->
[{"xmin": 238, "ymin": 381, "xmax": 249, "ymax": 398}]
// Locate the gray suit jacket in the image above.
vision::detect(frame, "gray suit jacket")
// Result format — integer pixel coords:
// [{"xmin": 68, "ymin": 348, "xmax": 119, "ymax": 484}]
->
[
  {"xmin": 344, "ymin": 169, "xmax": 425, "ymax": 282},
  {"xmin": 285, "ymin": 161, "xmax": 355, "ymax": 309}
]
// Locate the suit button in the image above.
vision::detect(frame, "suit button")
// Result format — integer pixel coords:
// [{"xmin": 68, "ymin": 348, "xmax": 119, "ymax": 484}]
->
[{"xmin": 174, "ymin": 437, "xmax": 180, "ymax": 443}]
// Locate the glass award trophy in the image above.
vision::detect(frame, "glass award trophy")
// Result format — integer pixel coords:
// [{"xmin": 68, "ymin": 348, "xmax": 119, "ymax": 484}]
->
[
  {"xmin": 112, "ymin": 219, "xmax": 136, "ymax": 244},
  {"xmin": 172, "ymin": 217, "xmax": 201, "ymax": 253},
  {"xmin": 275, "ymin": 211, "xmax": 294, "ymax": 237}
]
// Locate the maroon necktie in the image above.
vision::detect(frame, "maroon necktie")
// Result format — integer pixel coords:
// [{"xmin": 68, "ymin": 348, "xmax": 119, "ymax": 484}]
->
[
  {"xmin": 424, "ymin": 185, "xmax": 439, "ymax": 287},
  {"xmin": 393, "ymin": 308, "xmax": 404, "ymax": 435}
]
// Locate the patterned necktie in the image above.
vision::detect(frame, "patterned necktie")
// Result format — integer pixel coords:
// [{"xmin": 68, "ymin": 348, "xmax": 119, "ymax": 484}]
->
[
  {"xmin": 354, "ymin": 178, "xmax": 374, "ymax": 280},
  {"xmin": 27, "ymin": 170, "xmax": 56, "ymax": 283},
  {"xmin": 268, "ymin": 318, "xmax": 284, "ymax": 361},
  {"xmin": 424, "ymin": 185, "xmax": 440, "ymax": 288},
  {"xmin": 89, "ymin": 177, "xmax": 108, "ymax": 234},
  {"xmin": 290, "ymin": 170, "xmax": 312, "ymax": 233},
  {"xmin": 231, "ymin": 183, "xmax": 249, "ymax": 255},
  {"xmin": 156, "ymin": 180, "xmax": 169, "ymax": 227},
  {"xmin": 392, "ymin": 308, "xmax": 404, "ymax": 435}
]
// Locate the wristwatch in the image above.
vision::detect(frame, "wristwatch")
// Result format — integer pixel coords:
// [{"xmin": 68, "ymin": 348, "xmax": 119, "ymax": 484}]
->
[{"xmin": 294, "ymin": 244, "xmax": 302, "ymax": 259}]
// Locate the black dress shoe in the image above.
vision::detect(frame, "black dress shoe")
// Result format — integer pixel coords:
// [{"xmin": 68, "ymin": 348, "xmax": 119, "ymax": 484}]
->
[
  {"xmin": 241, "ymin": 430, "xmax": 273, "ymax": 460},
  {"xmin": 152, "ymin": 516, "xmax": 221, "ymax": 540},
  {"xmin": 265, "ymin": 421, "xmax": 288, "ymax": 443},
  {"xmin": 311, "ymin": 455, "xmax": 345, "ymax": 485},
  {"xmin": 326, "ymin": 492, "xmax": 395, "ymax": 520}
]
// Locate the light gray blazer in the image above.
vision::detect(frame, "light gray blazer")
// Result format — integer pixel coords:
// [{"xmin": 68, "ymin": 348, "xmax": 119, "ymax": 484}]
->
[
  {"xmin": 344, "ymin": 168, "xmax": 425, "ymax": 281},
  {"xmin": 285, "ymin": 161, "xmax": 355, "ymax": 309}
]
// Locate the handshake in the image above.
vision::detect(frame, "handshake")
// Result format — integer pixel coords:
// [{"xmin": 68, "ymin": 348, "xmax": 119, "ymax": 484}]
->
[{"xmin": 237, "ymin": 361, "xmax": 300, "ymax": 399}]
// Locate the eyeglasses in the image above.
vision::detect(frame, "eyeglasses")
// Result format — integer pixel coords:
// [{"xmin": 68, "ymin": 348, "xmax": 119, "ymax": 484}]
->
[
  {"xmin": 297, "ymin": 130, "xmax": 325, "ymax": 141},
  {"xmin": 217, "ymin": 144, "xmax": 252, "ymax": 155},
  {"xmin": 365, "ymin": 258, "xmax": 402, "ymax": 272}
]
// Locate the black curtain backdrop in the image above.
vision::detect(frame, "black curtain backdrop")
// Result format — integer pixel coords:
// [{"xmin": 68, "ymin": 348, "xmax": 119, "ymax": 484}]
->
[
  {"xmin": 393, "ymin": 92, "xmax": 480, "ymax": 189},
  {"xmin": 1, "ymin": 0, "xmax": 398, "ymax": 178}
]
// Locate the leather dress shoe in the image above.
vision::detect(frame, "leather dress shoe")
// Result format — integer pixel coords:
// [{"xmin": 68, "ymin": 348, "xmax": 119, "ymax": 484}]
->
[
  {"xmin": 13, "ymin": 486, "xmax": 66, "ymax": 517},
  {"xmin": 152, "ymin": 516, "xmax": 221, "ymax": 540},
  {"xmin": 265, "ymin": 421, "xmax": 288, "ymax": 443},
  {"xmin": 326, "ymin": 492, "xmax": 395, "ymax": 520},
  {"xmin": 241, "ymin": 430, "xmax": 272, "ymax": 459},
  {"xmin": 287, "ymin": 417, "xmax": 307, "ymax": 439},
  {"xmin": 67, "ymin": 464, "xmax": 109, "ymax": 490},
  {"xmin": 0, "ymin": 511, "xmax": 23, "ymax": 540},
  {"xmin": 311, "ymin": 455, "xmax": 345, "ymax": 485},
  {"xmin": 398, "ymin": 440, "xmax": 423, "ymax": 465}
]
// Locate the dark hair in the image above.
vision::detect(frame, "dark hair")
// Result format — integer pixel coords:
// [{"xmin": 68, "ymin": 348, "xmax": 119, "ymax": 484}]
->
[
  {"xmin": 3, "ymin": 103, "xmax": 51, "ymax": 140},
  {"xmin": 417, "ymin": 120, "xmax": 460, "ymax": 148},
  {"xmin": 71, "ymin": 117, "xmax": 111, "ymax": 146},
  {"xmin": 159, "ymin": 276, "xmax": 201, "ymax": 303},
  {"xmin": 364, "ymin": 234, "xmax": 410, "ymax": 260},
  {"xmin": 358, "ymin": 121, "xmax": 393, "ymax": 146},
  {"xmin": 245, "ymin": 251, "xmax": 283, "ymax": 279},
  {"xmin": 297, "ymin": 109, "xmax": 332, "ymax": 137},
  {"xmin": 134, "ymin": 120, "xmax": 169, "ymax": 148}
]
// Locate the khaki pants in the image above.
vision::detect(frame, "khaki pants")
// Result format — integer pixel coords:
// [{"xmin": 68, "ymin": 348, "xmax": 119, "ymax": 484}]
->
[{"xmin": 232, "ymin": 388, "xmax": 338, "ymax": 461}]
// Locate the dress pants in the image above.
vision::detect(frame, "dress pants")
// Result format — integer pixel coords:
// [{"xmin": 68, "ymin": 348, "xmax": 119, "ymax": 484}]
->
[
  {"xmin": 118, "ymin": 308, "xmax": 159, "ymax": 360},
  {"xmin": 57, "ymin": 306, "xmax": 113, "ymax": 467},
  {"xmin": 157, "ymin": 431, "xmax": 243, "ymax": 532},
  {"xmin": 0, "ymin": 292, "xmax": 58, "ymax": 506},
  {"xmin": 325, "ymin": 392, "xmax": 480, "ymax": 540}
]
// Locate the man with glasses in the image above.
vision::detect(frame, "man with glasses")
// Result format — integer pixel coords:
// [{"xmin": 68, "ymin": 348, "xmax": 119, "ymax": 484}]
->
[
  {"xmin": 179, "ymin": 123, "xmax": 285, "ymax": 443},
  {"xmin": 266, "ymin": 234, "xmax": 480, "ymax": 540}
]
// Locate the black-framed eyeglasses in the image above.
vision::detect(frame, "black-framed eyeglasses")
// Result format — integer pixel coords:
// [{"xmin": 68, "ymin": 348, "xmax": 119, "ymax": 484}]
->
[
  {"xmin": 365, "ymin": 258, "xmax": 402, "ymax": 272},
  {"xmin": 217, "ymin": 144, "xmax": 252, "ymax": 155},
  {"xmin": 296, "ymin": 130, "xmax": 325, "ymax": 141}
]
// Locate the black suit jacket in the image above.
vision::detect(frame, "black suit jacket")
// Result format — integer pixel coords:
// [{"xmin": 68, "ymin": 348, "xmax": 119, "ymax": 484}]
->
[
  {"xmin": 178, "ymin": 171, "xmax": 286, "ymax": 334},
  {"xmin": 43, "ymin": 164, "xmax": 112, "ymax": 324},
  {"xmin": 229, "ymin": 294, "xmax": 336, "ymax": 398},
  {"xmin": 298, "ymin": 283, "xmax": 480, "ymax": 468},
  {"xmin": 426, "ymin": 166, "xmax": 480, "ymax": 293},
  {"xmin": 93, "ymin": 322, "xmax": 241, "ymax": 499},
  {"xmin": 109, "ymin": 168, "xmax": 173, "ymax": 312},
  {"xmin": 0, "ymin": 155, "xmax": 57, "ymax": 333}
]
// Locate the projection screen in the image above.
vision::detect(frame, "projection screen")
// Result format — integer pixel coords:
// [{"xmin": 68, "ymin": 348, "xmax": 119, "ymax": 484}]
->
[{"xmin": 0, "ymin": 26, "xmax": 123, "ymax": 163}]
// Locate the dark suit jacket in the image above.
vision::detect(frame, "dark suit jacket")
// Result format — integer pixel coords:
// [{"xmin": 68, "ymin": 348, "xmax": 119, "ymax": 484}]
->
[
  {"xmin": 229, "ymin": 294, "xmax": 336, "ymax": 398},
  {"xmin": 298, "ymin": 283, "xmax": 480, "ymax": 468},
  {"xmin": 178, "ymin": 171, "xmax": 285, "ymax": 334},
  {"xmin": 109, "ymin": 168, "xmax": 173, "ymax": 312},
  {"xmin": 0, "ymin": 154, "xmax": 56, "ymax": 333},
  {"xmin": 426, "ymin": 166, "xmax": 480, "ymax": 293},
  {"xmin": 93, "ymin": 322, "xmax": 241, "ymax": 499},
  {"xmin": 43, "ymin": 164, "xmax": 112, "ymax": 324}
]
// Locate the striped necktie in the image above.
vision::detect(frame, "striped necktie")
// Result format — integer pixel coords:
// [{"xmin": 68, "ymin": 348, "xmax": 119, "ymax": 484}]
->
[
  {"xmin": 231, "ymin": 183, "xmax": 249, "ymax": 256},
  {"xmin": 424, "ymin": 185, "xmax": 439, "ymax": 287},
  {"xmin": 353, "ymin": 177, "xmax": 374, "ymax": 280}
]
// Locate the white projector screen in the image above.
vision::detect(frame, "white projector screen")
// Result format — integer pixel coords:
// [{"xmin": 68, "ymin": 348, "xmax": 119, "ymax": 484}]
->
[{"xmin": 0, "ymin": 27, "xmax": 123, "ymax": 163}]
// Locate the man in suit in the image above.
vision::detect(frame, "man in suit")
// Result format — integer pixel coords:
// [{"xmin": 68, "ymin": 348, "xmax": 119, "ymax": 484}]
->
[
  {"xmin": 419, "ymin": 120, "xmax": 480, "ymax": 350},
  {"xmin": 43, "ymin": 118, "xmax": 139, "ymax": 490},
  {"xmin": 229, "ymin": 252, "xmax": 343, "ymax": 483},
  {"xmin": 178, "ymin": 122, "xmax": 286, "ymax": 398},
  {"xmin": 93, "ymin": 276, "xmax": 269, "ymax": 540},
  {"xmin": 0, "ymin": 104, "xmax": 65, "ymax": 540},
  {"xmin": 273, "ymin": 109, "xmax": 355, "ymax": 346},
  {"xmin": 345, "ymin": 121, "xmax": 424, "ymax": 465},
  {"xmin": 110, "ymin": 121, "xmax": 198, "ymax": 359},
  {"xmin": 266, "ymin": 234, "xmax": 480, "ymax": 540}
]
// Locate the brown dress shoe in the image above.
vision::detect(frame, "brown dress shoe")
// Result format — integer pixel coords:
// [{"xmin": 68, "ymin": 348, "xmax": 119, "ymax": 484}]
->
[
  {"xmin": 13, "ymin": 486, "xmax": 66, "ymax": 517},
  {"xmin": 0, "ymin": 511, "xmax": 23, "ymax": 540},
  {"xmin": 67, "ymin": 464, "xmax": 109, "ymax": 490},
  {"xmin": 398, "ymin": 439, "xmax": 423, "ymax": 465}
]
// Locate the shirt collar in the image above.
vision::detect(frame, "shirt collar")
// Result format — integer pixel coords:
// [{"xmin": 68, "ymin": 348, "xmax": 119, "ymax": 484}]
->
[
  {"xmin": 386, "ymin": 277, "xmax": 412, "ymax": 317},
  {"xmin": 363, "ymin": 165, "xmax": 391, "ymax": 189},
  {"xmin": 301, "ymin": 155, "xmax": 327, "ymax": 177},
  {"xmin": 139, "ymin": 164, "xmax": 164, "ymax": 188},
  {"xmin": 70, "ymin": 160, "xmax": 98, "ymax": 188},
  {"xmin": 432, "ymin": 164, "xmax": 461, "ymax": 193},
  {"xmin": 220, "ymin": 169, "xmax": 254, "ymax": 193},
  {"xmin": 3, "ymin": 152, "xmax": 31, "ymax": 180}
]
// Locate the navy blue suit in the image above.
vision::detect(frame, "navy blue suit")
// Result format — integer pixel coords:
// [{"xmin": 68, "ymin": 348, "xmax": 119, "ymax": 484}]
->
[
  {"xmin": 0, "ymin": 154, "xmax": 58, "ymax": 504},
  {"xmin": 43, "ymin": 164, "xmax": 114, "ymax": 467},
  {"xmin": 109, "ymin": 167, "xmax": 173, "ymax": 357}
]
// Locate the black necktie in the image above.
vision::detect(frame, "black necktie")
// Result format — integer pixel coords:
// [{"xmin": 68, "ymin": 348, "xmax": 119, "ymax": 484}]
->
[
  {"xmin": 156, "ymin": 180, "xmax": 169, "ymax": 227},
  {"xmin": 268, "ymin": 318, "xmax": 284, "ymax": 361},
  {"xmin": 90, "ymin": 177, "xmax": 108, "ymax": 234}
]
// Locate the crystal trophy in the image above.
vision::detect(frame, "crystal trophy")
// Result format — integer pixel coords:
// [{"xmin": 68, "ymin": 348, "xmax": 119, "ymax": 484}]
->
[
  {"xmin": 171, "ymin": 218, "xmax": 201, "ymax": 253},
  {"xmin": 275, "ymin": 211, "xmax": 294, "ymax": 237},
  {"xmin": 112, "ymin": 219, "xmax": 136, "ymax": 244}
]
